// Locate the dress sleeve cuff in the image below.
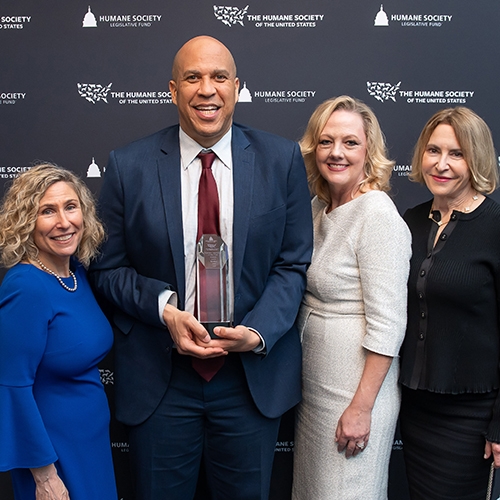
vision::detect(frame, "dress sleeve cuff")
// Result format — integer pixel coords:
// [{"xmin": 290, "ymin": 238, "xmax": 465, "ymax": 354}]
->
[
  {"xmin": 0, "ymin": 385, "xmax": 57, "ymax": 470},
  {"xmin": 485, "ymin": 392, "xmax": 500, "ymax": 443}
]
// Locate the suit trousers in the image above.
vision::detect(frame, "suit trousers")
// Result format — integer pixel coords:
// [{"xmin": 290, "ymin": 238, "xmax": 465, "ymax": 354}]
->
[{"xmin": 127, "ymin": 350, "xmax": 281, "ymax": 500}]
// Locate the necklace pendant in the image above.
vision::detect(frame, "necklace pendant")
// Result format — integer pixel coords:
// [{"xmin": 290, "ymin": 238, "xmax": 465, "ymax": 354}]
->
[
  {"xmin": 428, "ymin": 210, "xmax": 445, "ymax": 226},
  {"xmin": 464, "ymin": 193, "xmax": 479, "ymax": 212},
  {"xmin": 464, "ymin": 194, "xmax": 479, "ymax": 212}
]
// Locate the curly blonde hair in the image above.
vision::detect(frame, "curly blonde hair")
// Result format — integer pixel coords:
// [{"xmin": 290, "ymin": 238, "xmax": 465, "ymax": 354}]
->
[
  {"xmin": 0, "ymin": 163, "xmax": 105, "ymax": 268},
  {"xmin": 410, "ymin": 107, "xmax": 498, "ymax": 194},
  {"xmin": 300, "ymin": 95, "xmax": 394, "ymax": 205}
]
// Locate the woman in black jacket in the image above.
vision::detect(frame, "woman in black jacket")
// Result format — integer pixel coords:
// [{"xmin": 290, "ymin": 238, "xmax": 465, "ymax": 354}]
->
[{"xmin": 400, "ymin": 107, "xmax": 500, "ymax": 499}]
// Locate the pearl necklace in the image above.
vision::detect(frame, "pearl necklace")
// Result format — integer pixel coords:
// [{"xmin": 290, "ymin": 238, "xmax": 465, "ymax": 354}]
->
[
  {"xmin": 36, "ymin": 259, "xmax": 78, "ymax": 292},
  {"xmin": 428, "ymin": 192, "xmax": 479, "ymax": 227}
]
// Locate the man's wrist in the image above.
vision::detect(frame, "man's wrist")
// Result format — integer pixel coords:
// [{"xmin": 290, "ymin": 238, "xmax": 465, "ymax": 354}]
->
[
  {"xmin": 247, "ymin": 327, "xmax": 266, "ymax": 354},
  {"xmin": 159, "ymin": 290, "xmax": 178, "ymax": 326}
]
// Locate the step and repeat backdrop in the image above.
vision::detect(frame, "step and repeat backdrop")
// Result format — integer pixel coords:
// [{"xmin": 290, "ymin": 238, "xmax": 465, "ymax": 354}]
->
[{"xmin": 1, "ymin": 1, "xmax": 500, "ymax": 498}]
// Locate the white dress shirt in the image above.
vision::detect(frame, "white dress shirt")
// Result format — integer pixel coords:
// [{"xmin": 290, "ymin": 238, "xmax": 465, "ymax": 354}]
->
[
  {"xmin": 158, "ymin": 127, "xmax": 264, "ymax": 352},
  {"xmin": 158, "ymin": 127, "xmax": 234, "ymax": 320},
  {"xmin": 180, "ymin": 127, "xmax": 235, "ymax": 316}
]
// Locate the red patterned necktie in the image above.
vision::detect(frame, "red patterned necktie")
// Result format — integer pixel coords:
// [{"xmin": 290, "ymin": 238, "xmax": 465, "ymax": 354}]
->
[{"xmin": 192, "ymin": 151, "xmax": 225, "ymax": 381}]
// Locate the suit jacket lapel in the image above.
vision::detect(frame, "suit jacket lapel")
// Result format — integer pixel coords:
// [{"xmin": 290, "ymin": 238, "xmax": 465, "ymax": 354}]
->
[
  {"xmin": 157, "ymin": 126, "xmax": 186, "ymax": 309},
  {"xmin": 232, "ymin": 126, "xmax": 254, "ymax": 297}
]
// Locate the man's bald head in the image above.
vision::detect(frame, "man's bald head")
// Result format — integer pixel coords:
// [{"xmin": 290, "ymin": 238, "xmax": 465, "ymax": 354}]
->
[
  {"xmin": 171, "ymin": 36, "xmax": 237, "ymax": 81},
  {"xmin": 169, "ymin": 35, "xmax": 240, "ymax": 148}
]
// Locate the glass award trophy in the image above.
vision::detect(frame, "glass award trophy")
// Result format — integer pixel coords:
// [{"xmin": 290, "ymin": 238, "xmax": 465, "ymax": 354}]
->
[{"xmin": 196, "ymin": 234, "xmax": 231, "ymax": 338}]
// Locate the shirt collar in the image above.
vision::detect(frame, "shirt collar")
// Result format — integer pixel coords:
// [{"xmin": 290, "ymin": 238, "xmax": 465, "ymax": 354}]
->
[{"xmin": 179, "ymin": 127, "xmax": 232, "ymax": 171}]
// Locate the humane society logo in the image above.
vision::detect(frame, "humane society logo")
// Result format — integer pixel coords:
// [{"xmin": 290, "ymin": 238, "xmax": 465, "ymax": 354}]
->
[
  {"xmin": 213, "ymin": 4, "xmax": 324, "ymax": 28},
  {"xmin": 82, "ymin": 5, "xmax": 162, "ymax": 29},
  {"xmin": 238, "ymin": 82, "xmax": 252, "ymax": 102},
  {"xmin": 78, "ymin": 83, "xmax": 112, "ymax": 104},
  {"xmin": 86, "ymin": 158, "xmax": 102, "ymax": 178},
  {"xmin": 238, "ymin": 81, "xmax": 316, "ymax": 104},
  {"xmin": 367, "ymin": 82, "xmax": 401, "ymax": 102},
  {"xmin": 0, "ymin": 92, "xmax": 27, "ymax": 105},
  {"xmin": 374, "ymin": 4, "xmax": 453, "ymax": 28},
  {"xmin": 99, "ymin": 369, "xmax": 114, "ymax": 385},
  {"xmin": 77, "ymin": 82, "xmax": 172, "ymax": 106},
  {"xmin": 367, "ymin": 81, "xmax": 475, "ymax": 105},
  {"xmin": 0, "ymin": 15, "xmax": 31, "ymax": 29},
  {"xmin": 0, "ymin": 166, "xmax": 32, "ymax": 179},
  {"xmin": 213, "ymin": 5, "xmax": 248, "ymax": 26}
]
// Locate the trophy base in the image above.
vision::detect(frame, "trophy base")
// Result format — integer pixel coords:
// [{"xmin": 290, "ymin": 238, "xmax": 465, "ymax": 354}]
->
[{"xmin": 202, "ymin": 321, "xmax": 232, "ymax": 339}]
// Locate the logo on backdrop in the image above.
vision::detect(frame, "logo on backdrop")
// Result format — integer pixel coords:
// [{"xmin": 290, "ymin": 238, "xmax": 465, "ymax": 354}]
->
[
  {"xmin": 374, "ymin": 5, "xmax": 389, "ymax": 26},
  {"xmin": 393, "ymin": 438, "xmax": 403, "ymax": 450},
  {"xmin": 78, "ymin": 83, "xmax": 113, "ymax": 104},
  {"xmin": 393, "ymin": 165, "xmax": 412, "ymax": 177},
  {"xmin": 374, "ymin": 4, "xmax": 453, "ymax": 28},
  {"xmin": 367, "ymin": 81, "xmax": 401, "ymax": 102},
  {"xmin": 87, "ymin": 158, "xmax": 102, "ymax": 178},
  {"xmin": 77, "ymin": 82, "xmax": 172, "ymax": 106},
  {"xmin": 238, "ymin": 81, "xmax": 316, "ymax": 104},
  {"xmin": 367, "ymin": 81, "xmax": 475, "ymax": 105},
  {"xmin": 82, "ymin": 5, "xmax": 162, "ymax": 29},
  {"xmin": 0, "ymin": 15, "xmax": 31, "ymax": 29},
  {"xmin": 0, "ymin": 166, "xmax": 32, "ymax": 179},
  {"xmin": 238, "ymin": 82, "xmax": 252, "ymax": 102},
  {"xmin": 111, "ymin": 442, "xmax": 129, "ymax": 453},
  {"xmin": 214, "ymin": 5, "xmax": 249, "ymax": 26},
  {"xmin": 0, "ymin": 92, "xmax": 26, "ymax": 105},
  {"xmin": 275, "ymin": 441, "xmax": 294, "ymax": 453},
  {"xmin": 82, "ymin": 6, "xmax": 97, "ymax": 27},
  {"xmin": 99, "ymin": 369, "xmax": 114, "ymax": 385},
  {"xmin": 213, "ymin": 4, "xmax": 325, "ymax": 29}
]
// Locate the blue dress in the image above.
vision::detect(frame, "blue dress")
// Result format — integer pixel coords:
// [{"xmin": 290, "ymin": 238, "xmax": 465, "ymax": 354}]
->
[{"xmin": 0, "ymin": 262, "xmax": 117, "ymax": 500}]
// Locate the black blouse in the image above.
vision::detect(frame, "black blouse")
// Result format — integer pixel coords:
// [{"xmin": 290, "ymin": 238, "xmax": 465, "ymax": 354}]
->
[{"xmin": 400, "ymin": 197, "xmax": 500, "ymax": 440}]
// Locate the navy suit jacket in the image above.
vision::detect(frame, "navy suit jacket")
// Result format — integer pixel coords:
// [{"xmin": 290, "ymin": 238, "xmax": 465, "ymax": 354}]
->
[{"xmin": 90, "ymin": 123, "xmax": 313, "ymax": 425}]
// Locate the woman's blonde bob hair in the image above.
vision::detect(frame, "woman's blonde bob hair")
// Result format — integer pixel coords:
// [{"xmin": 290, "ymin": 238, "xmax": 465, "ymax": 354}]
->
[
  {"xmin": 300, "ymin": 95, "xmax": 394, "ymax": 205},
  {"xmin": 410, "ymin": 107, "xmax": 498, "ymax": 194},
  {"xmin": 0, "ymin": 163, "xmax": 105, "ymax": 268}
]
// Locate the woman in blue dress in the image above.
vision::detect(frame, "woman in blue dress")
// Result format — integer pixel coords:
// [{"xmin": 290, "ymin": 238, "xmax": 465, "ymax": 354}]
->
[{"xmin": 0, "ymin": 163, "xmax": 117, "ymax": 500}]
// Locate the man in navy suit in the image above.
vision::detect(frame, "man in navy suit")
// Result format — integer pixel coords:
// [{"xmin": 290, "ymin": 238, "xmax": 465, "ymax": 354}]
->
[{"xmin": 90, "ymin": 35, "xmax": 312, "ymax": 499}]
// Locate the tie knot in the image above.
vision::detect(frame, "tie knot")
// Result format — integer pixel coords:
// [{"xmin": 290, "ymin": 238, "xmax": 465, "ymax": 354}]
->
[{"xmin": 198, "ymin": 151, "xmax": 216, "ymax": 170}]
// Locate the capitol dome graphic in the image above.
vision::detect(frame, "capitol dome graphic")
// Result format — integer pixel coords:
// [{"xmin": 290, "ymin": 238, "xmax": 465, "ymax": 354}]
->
[
  {"xmin": 238, "ymin": 82, "xmax": 252, "ymax": 103},
  {"xmin": 374, "ymin": 5, "xmax": 389, "ymax": 26},
  {"xmin": 86, "ymin": 157, "xmax": 101, "ymax": 177},
  {"xmin": 83, "ymin": 6, "xmax": 97, "ymax": 28}
]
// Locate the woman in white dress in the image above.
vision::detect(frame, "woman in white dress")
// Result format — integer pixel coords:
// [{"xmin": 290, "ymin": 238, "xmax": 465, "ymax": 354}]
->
[{"xmin": 292, "ymin": 96, "xmax": 411, "ymax": 499}]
